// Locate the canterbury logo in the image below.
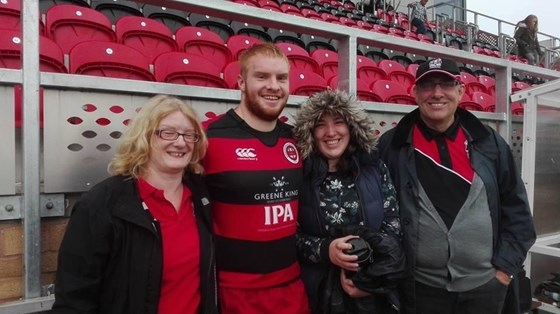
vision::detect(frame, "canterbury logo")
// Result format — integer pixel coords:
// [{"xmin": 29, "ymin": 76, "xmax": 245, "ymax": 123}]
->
[{"xmin": 235, "ymin": 148, "xmax": 257, "ymax": 158}]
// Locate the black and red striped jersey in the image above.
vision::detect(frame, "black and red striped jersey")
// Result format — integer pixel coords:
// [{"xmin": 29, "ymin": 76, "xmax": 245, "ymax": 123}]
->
[{"xmin": 204, "ymin": 109, "xmax": 303, "ymax": 289}]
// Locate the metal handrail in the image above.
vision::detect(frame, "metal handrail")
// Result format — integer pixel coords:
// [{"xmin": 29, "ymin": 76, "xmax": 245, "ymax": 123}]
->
[{"xmin": 426, "ymin": 2, "xmax": 560, "ymax": 50}]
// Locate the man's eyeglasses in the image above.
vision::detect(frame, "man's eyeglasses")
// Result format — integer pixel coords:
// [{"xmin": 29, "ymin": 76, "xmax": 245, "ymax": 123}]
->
[
  {"xmin": 155, "ymin": 129, "xmax": 200, "ymax": 143},
  {"xmin": 416, "ymin": 80, "xmax": 460, "ymax": 91}
]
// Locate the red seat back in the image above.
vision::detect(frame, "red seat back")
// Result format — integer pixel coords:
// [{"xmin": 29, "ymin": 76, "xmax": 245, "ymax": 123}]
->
[
  {"xmin": 371, "ymin": 79, "xmax": 416, "ymax": 105},
  {"xmin": 289, "ymin": 69, "xmax": 328, "ymax": 96},
  {"xmin": 175, "ymin": 26, "xmax": 232, "ymax": 72},
  {"xmin": 460, "ymin": 71, "xmax": 487, "ymax": 95},
  {"xmin": 276, "ymin": 42, "xmax": 320, "ymax": 74},
  {"xmin": 0, "ymin": 29, "xmax": 67, "ymax": 73},
  {"xmin": 223, "ymin": 61, "xmax": 241, "ymax": 89},
  {"xmin": 46, "ymin": 4, "xmax": 116, "ymax": 53},
  {"xmin": 115, "ymin": 16, "xmax": 177, "ymax": 62},
  {"xmin": 471, "ymin": 91, "xmax": 495, "ymax": 112},
  {"xmin": 69, "ymin": 40, "xmax": 153, "ymax": 81},
  {"xmin": 311, "ymin": 48, "xmax": 339, "ymax": 81},
  {"xmin": 226, "ymin": 34, "xmax": 263, "ymax": 60},
  {"xmin": 154, "ymin": 51, "xmax": 227, "ymax": 88},
  {"xmin": 357, "ymin": 55, "xmax": 386, "ymax": 86},
  {"xmin": 378, "ymin": 59, "xmax": 414, "ymax": 87}
]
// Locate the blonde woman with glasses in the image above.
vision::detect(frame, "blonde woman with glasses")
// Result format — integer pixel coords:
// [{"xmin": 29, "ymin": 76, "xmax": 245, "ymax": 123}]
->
[{"xmin": 53, "ymin": 95, "xmax": 218, "ymax": 314}]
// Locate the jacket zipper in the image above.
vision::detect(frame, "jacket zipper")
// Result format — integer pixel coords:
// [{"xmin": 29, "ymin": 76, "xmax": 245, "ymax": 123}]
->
[{"xmin": 142, "ymin": 202, "xmax": 159, "ymax": 235}]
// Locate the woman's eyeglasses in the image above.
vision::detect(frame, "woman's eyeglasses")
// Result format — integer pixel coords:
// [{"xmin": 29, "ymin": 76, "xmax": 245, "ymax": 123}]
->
[{"xmin": 155, "ymin": 129, "xmax": 200, "ymax": 143}]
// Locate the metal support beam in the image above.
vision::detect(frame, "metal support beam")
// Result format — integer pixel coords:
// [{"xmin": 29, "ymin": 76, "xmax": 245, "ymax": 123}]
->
[{"xmin": 21, "ymin": 0, "xmax": 42, "ymax": 299}]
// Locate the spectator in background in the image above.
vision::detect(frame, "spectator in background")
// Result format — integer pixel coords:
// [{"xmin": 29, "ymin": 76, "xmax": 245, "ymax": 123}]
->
[
  {"xmin": 293, "ymin": 89, "xmax": 406, "ymax": 314},
  {"xmin": 378, "ymin": 58, "xmax": 536, "ymax": 314},
  {"xmin": 514, "ymin": 14, "xmax": 544, "ymax": 65},
  {"xmin": 408, "ymin": 0, "xmax": 429, "ymax": 35},
  {"xmin": 363, "ymin": 0, "xmax": 393, "ymax": 14},
  {"xmin": 375, "ymin": 0, "xmax": 394, "ymax": 11},
  {"xmin": 53, "ymin": 95, "xmax": 217, "ymax": 314},
  {"xmin": 203, "ymin": 43, "xmax": 311, "ymax": 314}
]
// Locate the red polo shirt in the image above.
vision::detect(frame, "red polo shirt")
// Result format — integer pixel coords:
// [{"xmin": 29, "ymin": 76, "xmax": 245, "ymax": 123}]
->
[{"xmin": 137, "ymin": 178, "xmax": 200, "ymax": 314}]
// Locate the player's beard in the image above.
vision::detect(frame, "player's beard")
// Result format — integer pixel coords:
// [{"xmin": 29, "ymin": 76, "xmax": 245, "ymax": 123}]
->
[{"xmin": 244, "ymin": 91, "xmax": 287, "ymax": 122}]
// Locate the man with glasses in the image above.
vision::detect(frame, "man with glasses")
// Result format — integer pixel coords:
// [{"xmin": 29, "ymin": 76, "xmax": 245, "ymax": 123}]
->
[{"xmin": 378, "ymin": 58, "xmax": 536, "ymax": 314}]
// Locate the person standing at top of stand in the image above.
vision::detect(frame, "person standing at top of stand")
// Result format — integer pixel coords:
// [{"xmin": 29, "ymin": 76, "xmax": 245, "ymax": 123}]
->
[
  {"xmin": 408, "ymin": 0, "xmax": 429, "ymax": 35},
  {"xmin": 203, "ymin": 42, "xmax": 311, "ymax": 314},
  {"xmin": 514, "ymin": 14, "xmax": 544, "ymax": 66}
]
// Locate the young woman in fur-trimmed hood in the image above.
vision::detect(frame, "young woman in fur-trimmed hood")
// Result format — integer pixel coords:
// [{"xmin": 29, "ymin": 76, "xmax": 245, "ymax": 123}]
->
[{"xmin": 293, "ymin": 89, "xmax": 406, "ymax": 314}]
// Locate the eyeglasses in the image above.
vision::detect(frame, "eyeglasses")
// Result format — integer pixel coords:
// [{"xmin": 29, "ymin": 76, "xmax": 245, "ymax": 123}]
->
[
  {"xmin": 416, "ymin": 80, "xmax": 460, "ymax": 91},
  {"xmin": 155, "ymin": 129, "xmax": 200, "ymax": 143}
]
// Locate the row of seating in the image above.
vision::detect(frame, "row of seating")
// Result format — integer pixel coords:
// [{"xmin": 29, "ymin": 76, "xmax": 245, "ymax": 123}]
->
[{"xmin": 2, "ymin": 1, "xmax": 525, "ymax": 78}]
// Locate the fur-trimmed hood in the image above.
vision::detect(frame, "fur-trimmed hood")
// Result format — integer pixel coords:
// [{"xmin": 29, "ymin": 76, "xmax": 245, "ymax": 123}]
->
[{"xmin": 292, "ymin": 89, "xmax": 377, "ymax": 159}]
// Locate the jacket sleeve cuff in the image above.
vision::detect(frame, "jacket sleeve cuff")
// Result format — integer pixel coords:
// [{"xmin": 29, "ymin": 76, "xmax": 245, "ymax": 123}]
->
[{"xmin": 320, "ymin": 238, "xmax": 333, "ymax": 262}]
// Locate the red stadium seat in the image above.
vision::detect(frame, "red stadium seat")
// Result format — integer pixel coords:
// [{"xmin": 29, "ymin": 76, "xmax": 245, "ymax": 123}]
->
[
  {"xmin": 0, "ymin": 29, "xmax": 67, "ymax": 73},
  {"xmin": 403, "ymin": 30, "xmax": 418, "ymax": 41},
  {"xmin": 328, "ymin": 75, "xmax": 382, "ymax": 102},
  {"xmin": 223, "ymin": 60, "xmax": 241, "ymax": 89},
  {"xmin": 459, "ymin": 92, "xmax": 484, "ymax": 112},
  {"xmin": 290, "ymin": 69, "xmax": 328, "ymax": 96},
  {"xmin": 0, "ymin": 0, "xmax": 21, "ymax": 31},
  {"xmin": 355, "ymin": 20, "xmax": 374, "ymax": 31},
  {"xmin": 372, "ymin": 24, "xmax": 389, "ymax": 34},
  {"xmin": 46, "ymin": 4, "xmax": 116, "ymax": 53},
  {"xmin": 258, "ymin": 0, "xmax": 281, "ymax": 11},
  {"xmin": 388, "ymin": 27, "xmax": 405, "ymax": 38},
  {"xmin": 154, "ymin": 51, "xmax": 228, "ymax": 88},
  {"xmin": 406, "ymin": 63, "xmax": 419, "ymax": 77},
  {"xmin": 417, "ymin": 34, "xmax": 434, "ymax": 44},
  {"xmin": 371, "ymin": 80, "xmax": 416, "ymax": 105},
  {"xmin": 356, "ymin": 55, "xmax": 386, "ymax": 87},
  {"xmin": 320, "ymin": 12, "xmax": 339, "ymax": 23},
  {"xmin": 338, "ymin": 17, "xmax": 357, "ymax": 28},
  {"xmin": 460, "ymin": 71, "xmax": 487, "ymax": 95},
  {"xmin": 231, "ymin": 0, "xmax": 259, "ymax": 6},
  {"xmin": 175, "ymin": 26, "xmax": 232, "ymax": 72},
  {"xmin": 14, "ymin": 85, "xmax": 44, "ymax": 128},
  {"xmin": 512, "ymin": 81, "xmax": 531, "ymax": 92},
  {"xmin": 226, "ymin": 34, "xmax": 263, "ymax": 60},
  {"xmin": 301, "ymin": 8, "xmax": 321, "ymax": 20},
  {"xmin": 310, "ymin": 48, "xmax": 339, "ymax": 81},
  {"xmin": 511, "ymin": 101, "xmax": 524, "ymax": 116},
  {"xmin": 477, "ymin": 74, "xmax": 495, "ymax": 95},
  {"xmin": 470, "ymin": 91, "xmax": 495, "ymax": 112},
  {"xmin": 280, "ymin": 3, "xmax": 302, "ymax": 16},
  {"xmin": 115, "ymin": 16, "xmax": 177, "ymax": 63},
  {"xmin": 69, "ymin": 41, "xmax": 153, "ymax": 81},
  {"xmin": 276, "ymin": 42, "xmax": 320, "ymax": 74},
  {"xmin": 378, "ymin": 59, "xmax": 415, "ymax": 88}
]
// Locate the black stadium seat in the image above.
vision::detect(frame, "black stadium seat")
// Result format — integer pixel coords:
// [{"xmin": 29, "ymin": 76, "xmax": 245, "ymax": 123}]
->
[
  {"xmin": 141, "ymin": 4, "xmax": 191, "ymax": 33},
  {"xmin": 188, "ymin": 13, "xmax": 233, "ymax": 42},
  {"xmin": 91, "ymin": 0, "xmax": 142, "ymax": 25},
  {"xmin": 39, "ymin": 0, "xmax": 89, "ymax": 14},
  {"xmin": 229, "ymin": 21, "xmax": 272, "ymax": 42},
  {"xmin": 268, "ymin": 28, "xmax": 305, "ymax": 49}
]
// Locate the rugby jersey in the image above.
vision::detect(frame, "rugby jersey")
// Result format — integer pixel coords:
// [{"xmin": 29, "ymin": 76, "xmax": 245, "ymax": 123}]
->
[{"xmin": 204, "ymin": 109, "xmax": 302, "ymax": 289}]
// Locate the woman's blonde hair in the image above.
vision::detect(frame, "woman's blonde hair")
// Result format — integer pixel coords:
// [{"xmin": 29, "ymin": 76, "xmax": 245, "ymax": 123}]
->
[{"xmin": 108, "ymin": 95, "xmax": 207, "ymax": 177}]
